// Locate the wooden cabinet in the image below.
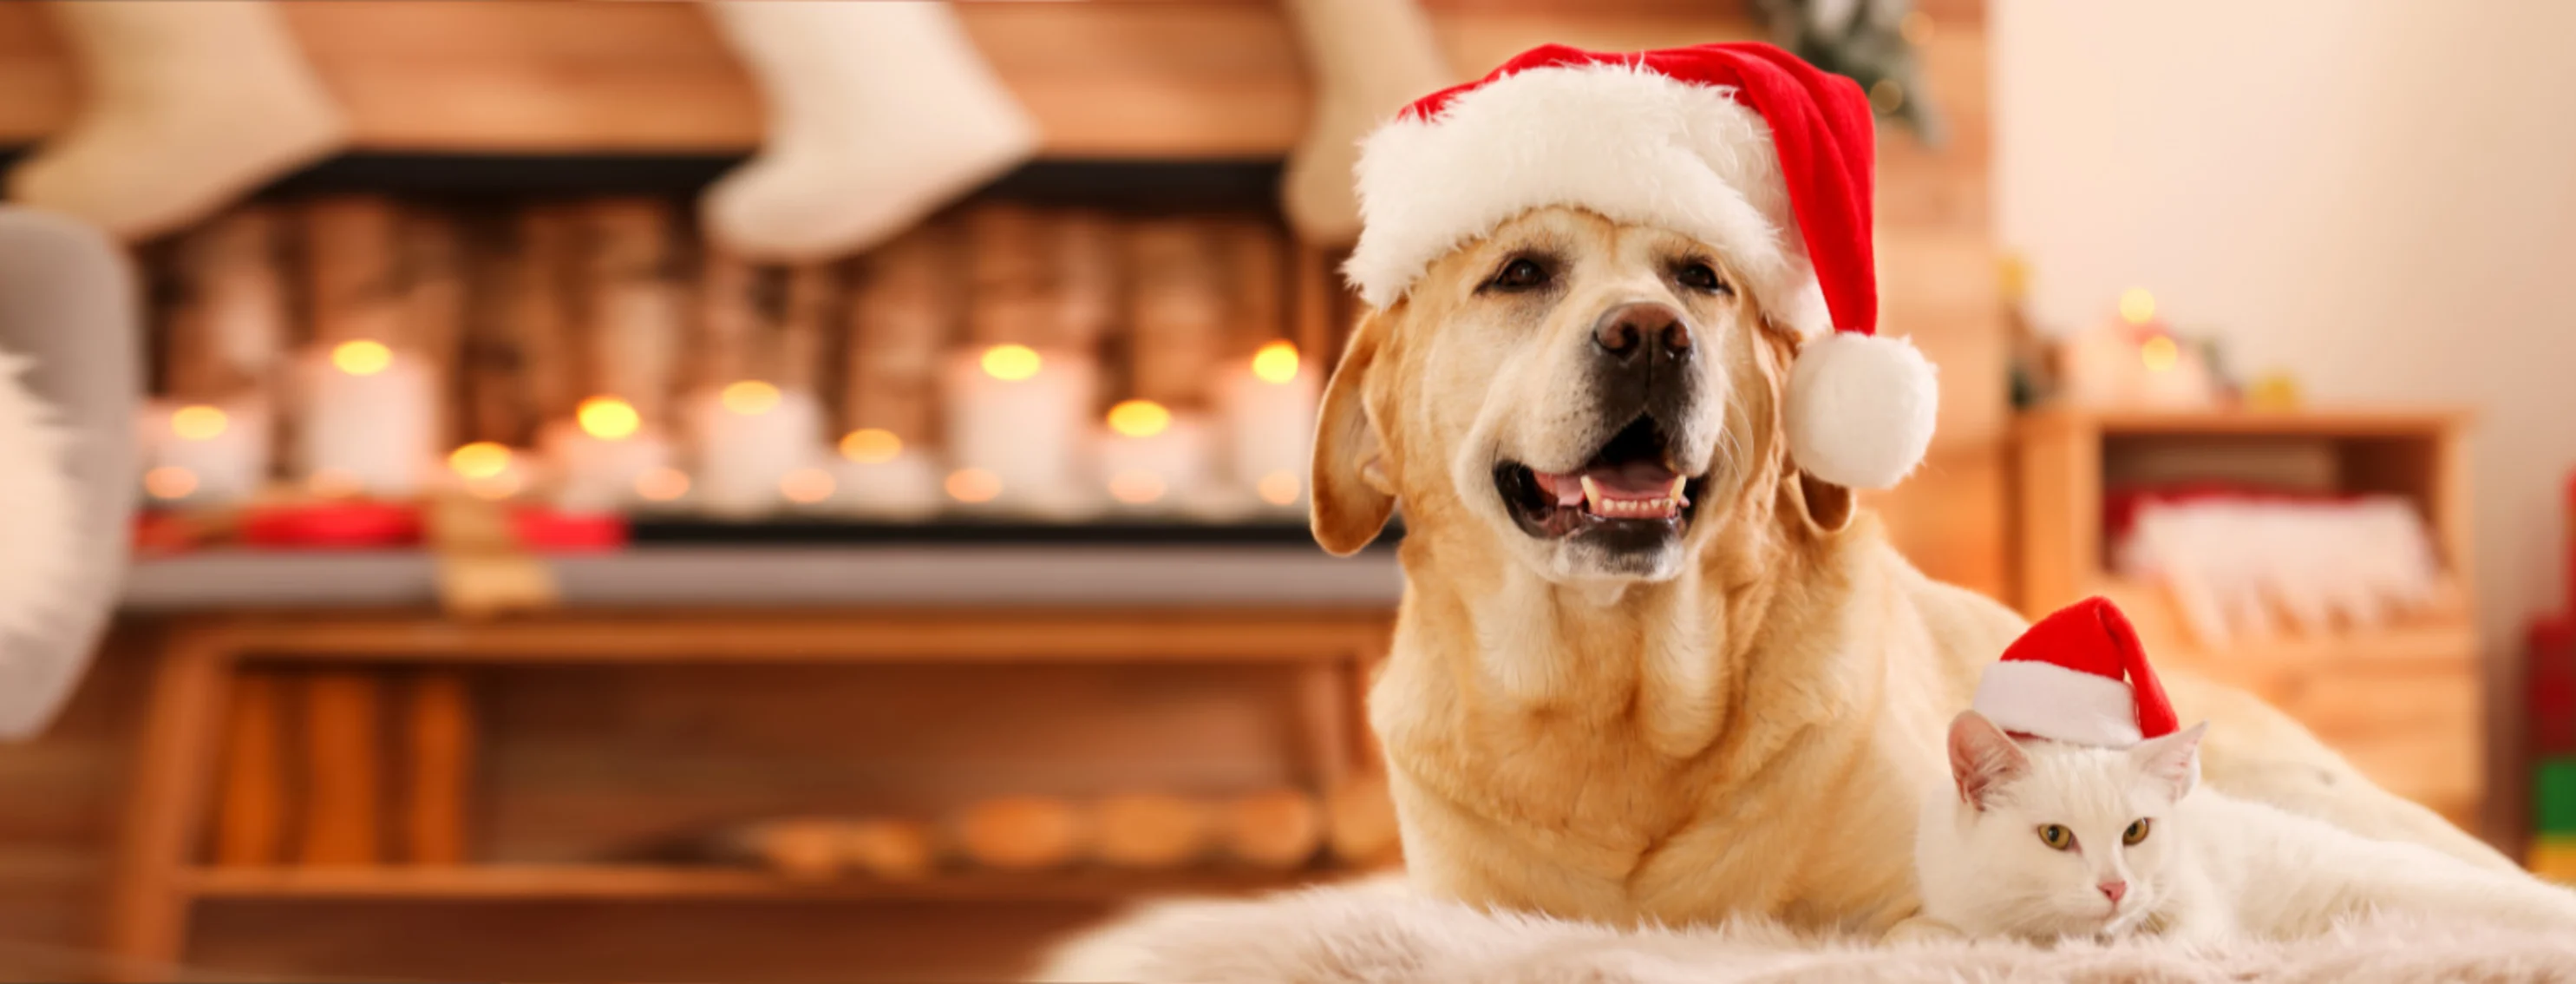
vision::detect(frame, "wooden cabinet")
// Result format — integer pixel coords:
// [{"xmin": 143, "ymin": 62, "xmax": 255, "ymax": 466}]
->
[
  {"xmin": 2013, "ymin": 408, "xmax": 2487, "ymax": 833},
  {"xmin": 103, "ymin": 601, "xmax": 1392, "ymax": 983}
]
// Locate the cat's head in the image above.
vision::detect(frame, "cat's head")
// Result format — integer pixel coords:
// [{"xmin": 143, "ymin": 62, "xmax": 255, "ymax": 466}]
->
[{"xmin": 1941, "ymin": 709, "xmax": 2207, "ymax": 939}]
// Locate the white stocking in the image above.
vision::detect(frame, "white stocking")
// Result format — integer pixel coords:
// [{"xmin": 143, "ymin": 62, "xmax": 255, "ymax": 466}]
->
[
  {"xmin": 701, "ymin": 2, "xmax": 1037, "ymax": 261},
  {"xmin": 7, "ymin": 2, "xmax": 344, "ymax": 242},
  {"xmin": 1278, "ymin": 0, "xmax": 1452, "ymax": 246}
]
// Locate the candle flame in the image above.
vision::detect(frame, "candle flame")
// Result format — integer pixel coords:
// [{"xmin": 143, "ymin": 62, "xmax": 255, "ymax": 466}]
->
[
  {"xmin": 635, "ymin": 467, "xmax": 690, "ymax": 502},
  {"xmin": 2141, "ymin": 334, "xmax": 2181, "ymax": 373},
  {"xmin": 1107, "ymin": 399, "xmax": 1172, "ymax": 438},
  {"xmin": 448, "ymin": 442, "xmax": 513, "ymax": 480},
  {"xmin": 578, "ymin": 397, "xmax": 642, "ymax": 440},
  {"xmin": 721, "ymin": 381, "xmax": 781, "ymax": 416},
  {"xmin": 144, "ymin": 466, "xmax": 199, "ymax": 500},
  {"xmin": 945, "ymin": 468, "xmax": 1003, "ymax": 503},
  {"xmin": 840, "ymin": 429, "xmax": 903, "ymax": 464},
  {"xmin": 981, "ymin": 344, "xmax": 1043, "ymax": 382},
  {"xmin": 2118, "ymin": 288, "xmax": 2156, "ymax": 326},
  {"xmin": 1252, "ymin": 342, "xmax": 1301, "ymax": 384},
  {"xmin": 1257, "ymin": 470, "xmax": 1301, "ymax": 506},
  {"xmin": 1108, "ymin": 470, "xmax": 1167, "ymax": 505},
  {"xmin": 331, "ymin": 340, "xmax": 394, "ymax": 377},
  {"xmin": 170, "ymin": 404, "xmax": 229, "ymax": 441},
  {"xmin": 781, "ymin": 467, "xmax": 836, "ymax": 504}
]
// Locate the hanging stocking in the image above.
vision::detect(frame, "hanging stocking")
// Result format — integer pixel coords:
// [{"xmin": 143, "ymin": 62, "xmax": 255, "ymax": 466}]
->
[
  {"xmin": 8, "ymin": 2, "xmax": 345, "ymax": 243},
  {"xmin": 1278, "ymin": 0, "xmax": 1452, "ymax": 246},
  {"xmin": 702, "ymin": 2, "xmax": 1038, "ymax": 262},
  {"xmin": 0, "ymin": 209, "xmax": 138, "ymax": 738}
]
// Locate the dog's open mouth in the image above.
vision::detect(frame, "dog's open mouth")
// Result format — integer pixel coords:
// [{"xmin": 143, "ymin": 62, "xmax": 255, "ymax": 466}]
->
[{"xmin": 1494, "ymin": 415, "xmax": 1710, "ymax": 541}]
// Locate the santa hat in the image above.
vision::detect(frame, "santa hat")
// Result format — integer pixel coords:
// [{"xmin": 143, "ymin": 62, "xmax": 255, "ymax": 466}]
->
[
  {"xmin": 1971, "ymin": 597, "xmax": 2180, "ymax": 748},
  {"xmin": 1346, "ymin": 42, "xmax": 1937, "ymax": 489}
]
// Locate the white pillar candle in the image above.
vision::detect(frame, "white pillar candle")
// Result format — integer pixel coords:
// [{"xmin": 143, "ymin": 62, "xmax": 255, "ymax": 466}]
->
[
  {"xmin": 1215, "ymin": 341, "xmax": 1322, "ymax": 508},
  {"xmin": 942, "ymin": 344, "xmax": 1097, "ymax": 512},
  {"xmin": 293, "ymin": 341, "xmax": 435, "ymax": 497},
  {"xmin": 686, "ymin": 381, "xmax": 826, "ymax": 518},
  {"xmin": 1095, "ymin": 400, "xmax": 1211, "ymax": 510},
  {"xmin": 542, "ymin": 397, "xmax": 675, "ymax": 513},
  {"xmin": 139, "ymin": 397, "xmax": 271, "ymax": 506},
  {"xmin": 833, "ymin": 429, "xmax": 942, "ymax": 520}
]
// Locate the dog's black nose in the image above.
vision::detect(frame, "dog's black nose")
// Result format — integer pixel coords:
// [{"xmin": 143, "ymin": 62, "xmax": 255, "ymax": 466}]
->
[{"xmin": 1591, "ymin": 303, "xmax": 1693, "ymax": 362}]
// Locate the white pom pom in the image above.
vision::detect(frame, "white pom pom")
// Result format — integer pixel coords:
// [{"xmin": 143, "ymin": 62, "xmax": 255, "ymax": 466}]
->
[{"xmin": 1785, "ymin": 331, "xmax": 1938, "ymax": 490}]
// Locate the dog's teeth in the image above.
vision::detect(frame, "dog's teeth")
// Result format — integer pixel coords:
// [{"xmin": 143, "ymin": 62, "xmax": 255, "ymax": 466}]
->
[
  {"xmin": 1579, "ymin": 476, "xmax": 1605, "ymax": 515},
  {"xmin": 1669, "ymin": 476, "xmax": 1689, "ymax": 505}
]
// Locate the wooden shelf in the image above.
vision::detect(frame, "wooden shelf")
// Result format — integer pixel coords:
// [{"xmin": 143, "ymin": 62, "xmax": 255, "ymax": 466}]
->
[
  {"xmin": 2018, "ymin": 405, "xmax": 2470, "ymax": 438},
  {"xmin": 124, "ymin": 545, "xmax": 1403, "ymax": 613},
  {"xmin": 2014, "ymin": 406, "xmax": 2491, "ymax": 837},
  {"xmin": 149, "ymin": 609, "xmax": 1393, "ymax": 666},
  {"xmin": 2087, "ymin": 575, "xmax": 2475, "ymax": 674},
  {"xmin": 184, "ymin": 863, "xmax": 1317, "ymax": 903}
]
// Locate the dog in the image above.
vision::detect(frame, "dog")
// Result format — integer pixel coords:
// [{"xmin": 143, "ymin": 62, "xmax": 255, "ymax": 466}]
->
[{"xmin": 1303, "ymin": 204, "xmax": 2514, "ymax": 933}]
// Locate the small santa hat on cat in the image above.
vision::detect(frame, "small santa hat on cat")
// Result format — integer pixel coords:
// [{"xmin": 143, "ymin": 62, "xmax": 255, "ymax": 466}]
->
[{"xmin": 1971, "ymin": 596, "xmax": 2179, "ymax": 747}]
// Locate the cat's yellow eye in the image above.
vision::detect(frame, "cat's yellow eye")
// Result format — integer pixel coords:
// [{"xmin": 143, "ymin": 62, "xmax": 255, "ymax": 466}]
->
[
  {"xmin": 2037, "ymin": 823, "xmax": 2075, "ymax": 850},
  {"xmin": 2123, "ymin": 819, "xmax": 2152, "ymax": 846}
]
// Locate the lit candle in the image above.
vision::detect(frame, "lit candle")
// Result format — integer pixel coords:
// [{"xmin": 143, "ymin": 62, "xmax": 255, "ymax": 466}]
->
[
  {"xmin": 541, "ymin": 396, "xmax": 674, "ymax": 513},
  {"xmin": 443, "ymin": 442, "xmax": 532, "ymax": 502},
  {"xmin": 1095, "ymin": 399, "xmax": 1210, "ymax": 510},
  {"xmin": 685, "ymin": 380, "xmax": 826, "ymax": 518},
  {"xmin": 139, "ymin": 397, "xmax": 270, "ymax": 505},
  {"xmin": 942, "ymin": 344, "xmax": 1098, "ymax": 514},
  {"xmin": 1215, "ymin": 341, "xmax": 1322, "ymax": 509},
  {"xmin": 833, "ymin": 428, "xmax": 941, "ymax": 520},
  {"xmin": 293, "ymin": 340, "xmax": 435, "ymax": 497}
]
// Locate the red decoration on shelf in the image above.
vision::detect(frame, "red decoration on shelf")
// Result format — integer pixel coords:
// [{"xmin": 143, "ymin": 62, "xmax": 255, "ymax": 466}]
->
[
  {"xmin": 510, "ymin": 508, "xmax": 628, "ymax": 554},
  {"xmin": 2532, "ymin": 618, "xmax": 2576, "ymax": 758},
  {"xmin": 242, "ymin": 502, "xmax": 423, "ymax": 549}
]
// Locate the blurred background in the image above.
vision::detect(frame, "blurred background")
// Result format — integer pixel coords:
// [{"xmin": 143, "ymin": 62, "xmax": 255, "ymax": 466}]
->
[{"xmin": 0, "ymin": 0, "xmax": 2566, "ymax": 981}]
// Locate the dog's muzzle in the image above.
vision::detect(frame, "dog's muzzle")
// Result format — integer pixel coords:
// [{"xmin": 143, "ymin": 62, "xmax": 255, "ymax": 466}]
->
[{"xmin": 1491, "ymin": 302, "xmax": 1711, "ymax": 549}]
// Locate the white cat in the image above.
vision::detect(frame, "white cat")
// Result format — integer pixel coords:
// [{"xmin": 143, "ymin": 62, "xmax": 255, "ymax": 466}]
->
[{"xmin": 1901, "ymin": 710, "xmax": 2576, "ymax": 945}]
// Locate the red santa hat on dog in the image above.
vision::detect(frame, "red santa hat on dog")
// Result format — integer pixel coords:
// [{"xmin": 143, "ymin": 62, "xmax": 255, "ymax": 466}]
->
[
  {"xmin": 1346, "ymin": 42, "xmax": 1937, "ymax": 489},
  {"xmin": 1972, "ymin": 597, "xmax": 2180, "ymax": 748}
]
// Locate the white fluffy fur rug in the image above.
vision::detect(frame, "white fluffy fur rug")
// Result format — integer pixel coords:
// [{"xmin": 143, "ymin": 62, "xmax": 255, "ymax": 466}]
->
[{"xmin": 1034, "ymin": 880, "xmax": 2576, "ymax": 983}]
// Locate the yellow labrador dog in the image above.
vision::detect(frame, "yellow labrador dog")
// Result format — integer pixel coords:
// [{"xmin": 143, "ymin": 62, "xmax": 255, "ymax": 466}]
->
[{"xmin": 1309, "ymin": 204, "xmax": 2513, "ymax": 933}]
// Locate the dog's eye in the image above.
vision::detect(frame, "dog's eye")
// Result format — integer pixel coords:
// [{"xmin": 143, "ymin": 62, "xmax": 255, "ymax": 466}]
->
[
  {"xmin": 1483, "ymin": 257, "xmax": 1553, "ymax": 292},
  {"xmin": 1674, "ymin": 262, "xmax": 1730, "ymax": 295}
]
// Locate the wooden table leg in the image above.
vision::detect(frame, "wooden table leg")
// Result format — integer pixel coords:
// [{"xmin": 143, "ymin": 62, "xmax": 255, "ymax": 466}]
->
[
  {"xmin": 101, "ymin": 625, "xmax": 236, "ymax": 982},
  {"xmin": 1293, "ymin": 660, "xmax": 1353, "ymax": 797}
]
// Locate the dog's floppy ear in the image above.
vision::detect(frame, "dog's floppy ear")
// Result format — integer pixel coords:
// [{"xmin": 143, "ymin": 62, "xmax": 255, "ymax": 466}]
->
[
  {"xmin": 1794, "ymin": 470, "xmax": 1854, "ymax": 535},
  {"xmin": 1311, "ymin": 312, "xmax": 1396, "ymax": 555},
  {"xmin": 1759, "ymin": 317, "xmax": 1856, "ymax": 535}
]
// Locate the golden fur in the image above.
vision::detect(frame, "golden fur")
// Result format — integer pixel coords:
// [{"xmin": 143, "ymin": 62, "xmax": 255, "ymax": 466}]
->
[{"xmin": 1305, "ymin": 207, "xmax": 2513, "ymax": 934}]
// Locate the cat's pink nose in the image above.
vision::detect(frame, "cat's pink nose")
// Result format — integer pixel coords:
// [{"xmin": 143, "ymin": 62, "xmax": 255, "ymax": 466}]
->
[{"xmin": 2098, "ymin": 881, "xmax": 2128, "ymax": 904}]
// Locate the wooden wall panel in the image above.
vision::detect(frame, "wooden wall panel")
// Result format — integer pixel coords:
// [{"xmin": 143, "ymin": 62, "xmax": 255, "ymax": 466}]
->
[
  {"xmin": 0, "ymin": 2, "xmax": 1981, "ymax": 157},
  {"xmin": 1865, "ymin": 24, "xmax": 2008, "ymax": 601}
]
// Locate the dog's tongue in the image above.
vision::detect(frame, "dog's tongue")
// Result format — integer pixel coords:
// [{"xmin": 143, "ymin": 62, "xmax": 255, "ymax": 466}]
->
[{"xmin": 1535, "ymin": 459, "xmax": 1681, "ymax": 505}]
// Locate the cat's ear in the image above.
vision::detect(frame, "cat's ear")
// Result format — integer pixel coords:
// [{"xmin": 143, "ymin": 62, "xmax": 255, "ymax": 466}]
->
[
  {"xmin": 2130, "ymin": 721, "xmax": 2208, "ymax": 801},
  {"xmin": 1949, "ymin": 711, "xmax": 2030, "ymax": 811}
]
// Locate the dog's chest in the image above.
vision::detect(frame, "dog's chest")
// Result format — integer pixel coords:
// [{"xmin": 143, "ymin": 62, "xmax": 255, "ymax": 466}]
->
[{"xmin": 1397, "ymin": 699, "xmax": 1919, "ymax": 927}]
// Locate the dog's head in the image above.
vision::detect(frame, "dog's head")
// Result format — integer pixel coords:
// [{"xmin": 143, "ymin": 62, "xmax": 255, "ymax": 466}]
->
[{"xmin": 1311, "ymin": 206, "xmax": 1853, "ymax": 582}]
